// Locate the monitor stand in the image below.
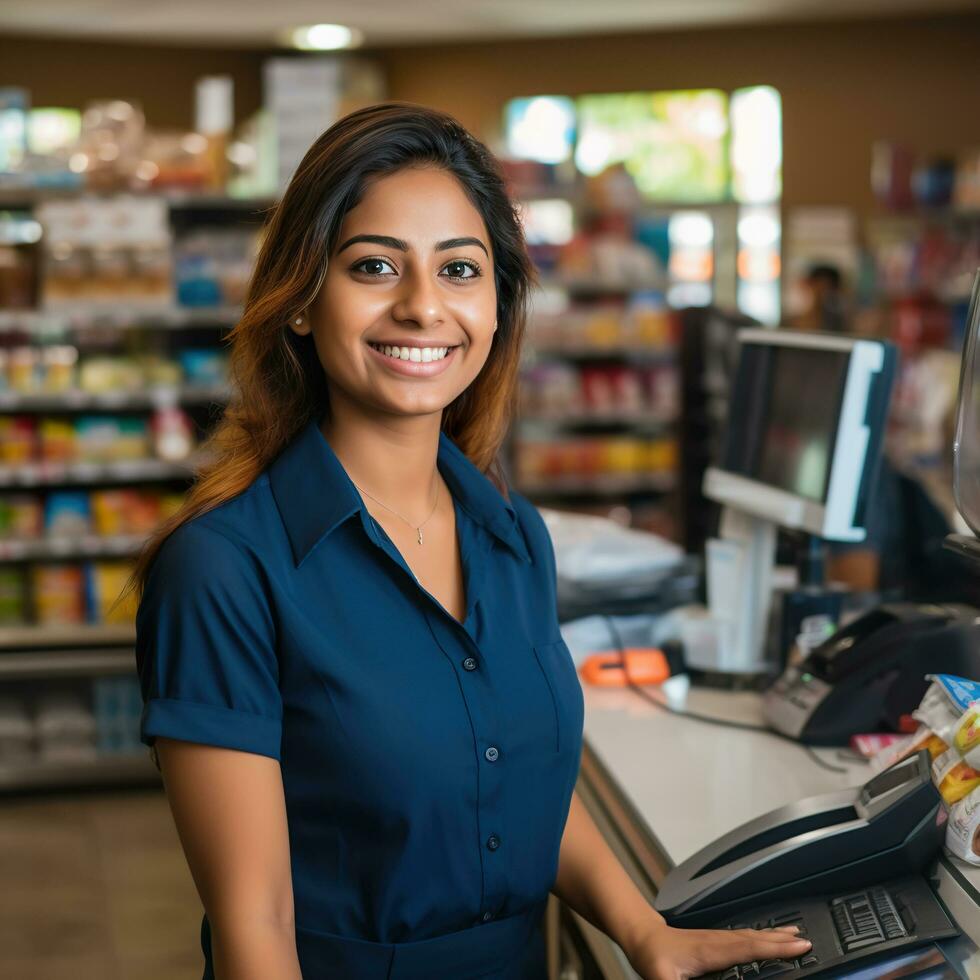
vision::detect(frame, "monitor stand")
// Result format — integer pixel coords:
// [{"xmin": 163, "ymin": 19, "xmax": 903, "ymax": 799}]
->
[{"xmin": 698, "ymin": 505, "xmax": 778, "ymax": 675}]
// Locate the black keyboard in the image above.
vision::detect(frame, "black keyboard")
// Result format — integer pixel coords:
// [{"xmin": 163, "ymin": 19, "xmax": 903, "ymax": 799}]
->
[{"xmin": 697, "ymin": 875, "xmax": 957, "ymax": 979}]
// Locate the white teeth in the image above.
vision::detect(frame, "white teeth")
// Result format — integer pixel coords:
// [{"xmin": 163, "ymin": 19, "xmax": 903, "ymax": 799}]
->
[{"xmin": 370, "ymin": 343, "xmax": 452, "ymax": 363}]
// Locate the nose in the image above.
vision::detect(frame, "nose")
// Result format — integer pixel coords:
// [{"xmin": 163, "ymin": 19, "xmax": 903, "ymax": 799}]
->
[{"xmin": 391, "ymin": 267, "xmax": 446, "ymax": 329}]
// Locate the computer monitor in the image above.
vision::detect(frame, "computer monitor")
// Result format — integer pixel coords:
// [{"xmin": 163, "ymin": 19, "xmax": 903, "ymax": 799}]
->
[
  {"xmin": 704, "ymin": 329, "xmax": 897, "ymax": 542},
  {"xmin": 689, "ymin": 328, "xmax": 896, "ymax": 675}
]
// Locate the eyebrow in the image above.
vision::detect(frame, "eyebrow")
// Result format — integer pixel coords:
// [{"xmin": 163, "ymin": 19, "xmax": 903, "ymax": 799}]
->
[{"xmin": 336, "ymin": 234, "xmax": 489, "ymax": 258}]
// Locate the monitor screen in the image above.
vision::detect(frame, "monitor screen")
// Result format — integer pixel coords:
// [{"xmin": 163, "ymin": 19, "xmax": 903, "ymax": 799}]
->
[{"xmin": 723, "ymin": 344, "xmax": 849, "ymax": 504}]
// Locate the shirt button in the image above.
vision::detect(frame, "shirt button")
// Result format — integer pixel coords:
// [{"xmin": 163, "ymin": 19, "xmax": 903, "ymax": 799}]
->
[
  {"xmin": 482, "ymin": 911, "xmax": 494, "ymax": 922},
  {"xmin": 484, "ymin": 746, "xmax": 499, "ymax": 762},
  {"xmin": 462, "ymin": 657, "xmax": 478, "ymax": 671},
  {"xmin": 486, "ymin": 834, "xmax": 501, "ymax": 851}
]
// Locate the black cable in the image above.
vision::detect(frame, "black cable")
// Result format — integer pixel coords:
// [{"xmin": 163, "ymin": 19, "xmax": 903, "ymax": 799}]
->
[{"xmin": 599, "ymin": 614, "xmax": 851, "ymax": 775}]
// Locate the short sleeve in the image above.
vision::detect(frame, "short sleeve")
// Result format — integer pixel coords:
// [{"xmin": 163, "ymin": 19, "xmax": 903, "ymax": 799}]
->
[{"xmin": 135, "ymin": 521, "xmax": 283, "ymax": 761}]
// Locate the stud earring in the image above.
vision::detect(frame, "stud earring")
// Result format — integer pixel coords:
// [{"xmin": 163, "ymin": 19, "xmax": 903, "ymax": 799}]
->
[{"xmin": 294, "ymin": 316, "xmax": 303, "ymax": 325}]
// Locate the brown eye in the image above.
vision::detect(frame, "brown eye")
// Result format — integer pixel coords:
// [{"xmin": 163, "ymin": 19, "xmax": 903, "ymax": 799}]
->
[
  {"xmin": 353, "ymin": 258, "xmax": 395, "ymax": 276},
  {"xmin": 443, "ymin": 260, "xmax": 480, "ymax": 280}
]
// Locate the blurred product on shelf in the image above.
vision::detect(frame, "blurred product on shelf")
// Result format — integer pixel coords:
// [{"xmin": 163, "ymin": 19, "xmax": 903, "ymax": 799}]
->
[
  {"xmin": 527, "ymin": 298, "xmax": 677, "ymax": 352},
  {"xmin": 150, "ymin": 404, "xmax": 195, "ymax": 460},
  {"xmin": 0, "ymin": 696, "xmax": 32, "ymax": 765},
  {"xmin": 32, "ymin": 563, "xmax": 85, "ymax": 623},
  {"xmin": 0, "ymin": 487, "xmax": 182, "ymax": 544},
  {"xmin": 872, "ymin": 139, "xmax": 980, "ymax": 212},
  {"xmin": 0, "ymin": 211, "xmax": 41, "ymax": 309},
  {"xmin": 173, "ymin": 226, "xmax": 259, "ymax": 307},
  {"xmin": 37, "ymin": 196, "xmax": 172, "ymax": 308},
  {"xmin": 0, "ymin": 345, "xmax": 229, "ymax": 397},
  {"xmin": 519, "ymin": 359, "xmax": 678, "ymax": 421},
  {"xmin": 0, "ymin": 409, "xmax": 196, "ymax": 466},
  {"xmin": 19, "ymin": 559, "xmax": 138, "ymax": 626},
  {"xmin": 0, "ymin": 675, "xmax": 144, "ymax": 768},
  {"xmin": 514, "ymin": 435, "xmax": 677, "ymax": 490},
  {"xmin": 865, "ymin": 214, "xmax": 980, "ymax": 346},
  {"xmin": 0, "ymin": 568, "xmax": 24, "ymax": 624},
  {"xmin": 35, "ymin": 690, "xmax": 97, "ymax": 762}
]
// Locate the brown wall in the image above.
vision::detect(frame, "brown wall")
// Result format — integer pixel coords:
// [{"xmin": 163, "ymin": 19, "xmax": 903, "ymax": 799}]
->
[
  {"xmin": 0, "ymin": 35, "xmax": 266, "ymax": 132},
  {"xmin": 372, "ymin": 11, "xmax": 980, "ymax": 215},
  {"xmin": 3, "ymin": 12, "xmax": 980, "ymax": 214}
]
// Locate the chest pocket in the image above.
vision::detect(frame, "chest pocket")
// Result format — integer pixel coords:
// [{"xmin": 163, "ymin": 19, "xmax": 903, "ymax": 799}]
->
[{"xmin": 532, "ymin": 637, "xmax": 585, "ymax": 754}]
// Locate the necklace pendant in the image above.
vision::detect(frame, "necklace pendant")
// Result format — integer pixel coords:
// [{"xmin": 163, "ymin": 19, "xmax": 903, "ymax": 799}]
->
[{"xmin": 417, "ymin": 527, "xmax": 423, "ymax": 545}]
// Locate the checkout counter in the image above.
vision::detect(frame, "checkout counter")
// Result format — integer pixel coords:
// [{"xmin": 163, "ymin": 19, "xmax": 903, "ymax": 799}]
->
[
  {"xmin": 550, "ymin": 685, "xmax": 980, "ymax": 978},
  {"xmin": 545, "ymin": 316, "xmax": 980, "ymax": 979}
]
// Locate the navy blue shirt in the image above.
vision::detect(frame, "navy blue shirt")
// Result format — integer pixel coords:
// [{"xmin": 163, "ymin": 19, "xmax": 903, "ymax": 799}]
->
[{"xmin": 135, "ymin": 413, "xmax": 585, "ymax": 980}]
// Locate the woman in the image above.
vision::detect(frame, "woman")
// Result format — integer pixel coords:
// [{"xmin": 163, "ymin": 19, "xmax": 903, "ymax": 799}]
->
[{"xmin": 123, "ymin": 103, "xmax": 812, "ymax": 980}]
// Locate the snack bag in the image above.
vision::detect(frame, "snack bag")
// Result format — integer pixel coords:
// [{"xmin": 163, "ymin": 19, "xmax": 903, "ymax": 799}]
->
[
  {"xmin": 870, "ymin": 724, "xmax": 950, "ymax": 773},
  {"xmin": 946, "ymin": 784, "xmax": 980, "ymax": 866},
  {"xmin": 913, "ymin": 674, "xmax": 980, "ymax": 744},
  {"xmin": 952, "ymin": 705, "xmax": 980, "ymax": 772},
  {"xmin": 932, "ymin": 747, "xmax": 980, "ymax": 805}
]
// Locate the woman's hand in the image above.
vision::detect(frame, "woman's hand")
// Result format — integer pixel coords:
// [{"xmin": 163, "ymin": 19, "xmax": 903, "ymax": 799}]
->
[{"xmin": 625, "ymin": 920, "xmax": 813, "ymax": 980}]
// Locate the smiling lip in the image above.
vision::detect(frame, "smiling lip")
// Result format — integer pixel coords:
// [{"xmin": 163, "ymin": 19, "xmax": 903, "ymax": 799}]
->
[
  {"xmin": 371, "ymin": 340, "xmax": 460, "ymax": 348},
  {"xmin": 366, "ymin": 341, "xmax": 459, "ymax": 377}
]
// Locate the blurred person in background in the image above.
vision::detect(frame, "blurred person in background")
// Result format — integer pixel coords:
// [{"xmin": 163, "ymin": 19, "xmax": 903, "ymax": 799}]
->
[{"xmin": 794, "ymin": 262, "xmax": 849, "ymax": 334}]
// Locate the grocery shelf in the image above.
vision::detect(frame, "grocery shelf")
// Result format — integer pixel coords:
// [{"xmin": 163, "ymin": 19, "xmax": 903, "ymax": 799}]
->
[
  {"xmin": 0, "ymin": 384, "xmax": 231, "ymax": 412},
  {"xmin": 528, "ymin": 345, "xmax": 675, "ymax": 363},
  {"xmin": 0, "ymin": 532, "xmax": 147, "ymax": 562},
  {"xmin": 0, "ymin": 456, "xmax": 199, "ymax": 488},
  {"xmin": 517, "ymin": 412, "xmax": 675, "ymax": 430},
  {"xmin": 0, "ymin": 752, "xmax": 159, "ymax": 793},
  {"xmin": 0, "ymin": 305, "xmax": 243, "ymax": 332},
  {"xmin": 0, "ymin": 623, "xmax": 135, "ymax": 651},
  {"xmin": 516, "ymin": 473, "xmax": 676, "ymax": 497},
  {"xmin": 0, "ymin": 648, "xmax": 135, "ymax": 680},
  {"xmin": 536, "ymin": 278, "xmax": 665, "ymax": 295},
  {"xmin": 0, "ymin": 184, "xmax": 276, "ymax": 210}
]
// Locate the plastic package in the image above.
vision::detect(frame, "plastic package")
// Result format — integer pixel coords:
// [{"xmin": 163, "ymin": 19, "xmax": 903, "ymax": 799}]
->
[
  {"xmin": 933, "ymin": 746, "xmax": 980, "ymax": 805},
  {"xmin": 34, "ymin": 690, "xmax": 97, "ymax": 762},
  {"xmin": 913, "ymin": 674, "xmax": 980, "ymax": 745},
  {"xmin": 946, "ymin": 785, "xmax": 980, "ymax": 865},
  {"xmin": 0, "ymin": 696, "xmax": 34, "ymax": 764}
]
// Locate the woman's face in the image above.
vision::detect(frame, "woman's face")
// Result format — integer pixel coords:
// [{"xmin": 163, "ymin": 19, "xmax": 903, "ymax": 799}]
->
[{"xmin": 296, "ymin": 166, "xmax": 498, "ymax": 421}]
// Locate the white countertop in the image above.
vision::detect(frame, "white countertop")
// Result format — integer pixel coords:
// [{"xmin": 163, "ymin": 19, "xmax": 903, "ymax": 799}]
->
[{"xmin": 582, "ymin": 682, "xmax": 868, "ymax": 867}]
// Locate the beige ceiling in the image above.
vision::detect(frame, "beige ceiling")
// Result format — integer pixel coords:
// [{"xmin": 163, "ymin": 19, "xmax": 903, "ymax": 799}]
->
[{"xmin": 0, "ymin": 0, "xmax": 978, "ymax": 48}]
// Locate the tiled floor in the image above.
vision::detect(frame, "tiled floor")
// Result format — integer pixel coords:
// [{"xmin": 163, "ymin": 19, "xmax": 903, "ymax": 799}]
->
[{"xmin": 0, "ymin": 787, "xmax": 204, "ymax": 980}]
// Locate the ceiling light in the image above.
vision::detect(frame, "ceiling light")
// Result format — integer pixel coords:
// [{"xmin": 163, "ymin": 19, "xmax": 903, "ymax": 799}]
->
[{"xmin": 289, "ymin": 24, "xmax": 362, "ymax": 51}]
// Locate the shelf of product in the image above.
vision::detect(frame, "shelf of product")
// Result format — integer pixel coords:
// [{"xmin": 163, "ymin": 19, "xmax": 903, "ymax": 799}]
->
[
  {"xmin": 0, "ymin": 486, "xmax": 181, "ymax": 560},
  {"xmin": 502, "ymin": 160, "xmax": 711, "ymax": 535},
  {"xmin": 0, "ymin": 622, "xmax": 135, "ymax": 650},
  {"xmin": 0, "ymin": 305, "xmax": 243, "ymax": 332},
  {"xmin": 513, "ymin": 435, "xmax": 678, "ymax": 497},
  {"xmin": 0, "ymin": 410, "xmax": 201, "ymax": 483},
  {"xmin": 0, "ymin": 559, "xmax": 139, "ymax": 628},
  {"xmin": 519, "ymin": 356, "xmax": 678, "ymax": 429},
  {"xmin": 0, "ymin": 675, "xmax": 158, "ymax": 792},
  {"xmin": 0, "ymin": 648, "xmax": 134, "ymax": 679},
  {"xmin": 526, "ymin": 299, "xmax": 677, "ymax": 354}
]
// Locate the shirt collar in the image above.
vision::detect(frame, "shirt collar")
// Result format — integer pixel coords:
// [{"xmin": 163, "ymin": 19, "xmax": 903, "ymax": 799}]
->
[{"xmin": 268, "ymin": 414, "xmax": 531, "ymax": 568}]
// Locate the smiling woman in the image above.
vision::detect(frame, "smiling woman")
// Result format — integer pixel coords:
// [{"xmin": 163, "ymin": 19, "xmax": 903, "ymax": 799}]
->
[{"xmin": 111, "ymin": 99, "xmax": 817, "ymax": 980}]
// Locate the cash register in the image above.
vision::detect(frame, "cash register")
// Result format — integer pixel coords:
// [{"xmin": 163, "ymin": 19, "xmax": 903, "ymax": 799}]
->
[{"xmin": 654, "ymin": 275, "xmax": 980, "ymax": 978}]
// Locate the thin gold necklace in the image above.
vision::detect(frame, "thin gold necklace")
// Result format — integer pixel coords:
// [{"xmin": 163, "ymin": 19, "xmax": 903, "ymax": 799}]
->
[{"xmin": 352, "ymin": 473, "xmax": 440, "ymax": 545}]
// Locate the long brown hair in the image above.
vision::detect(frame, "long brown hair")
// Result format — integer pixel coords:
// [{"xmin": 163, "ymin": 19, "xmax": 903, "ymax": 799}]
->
[{"xmin": 119, "ymin": 101, "xmax": 534, "ymax": 608}]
